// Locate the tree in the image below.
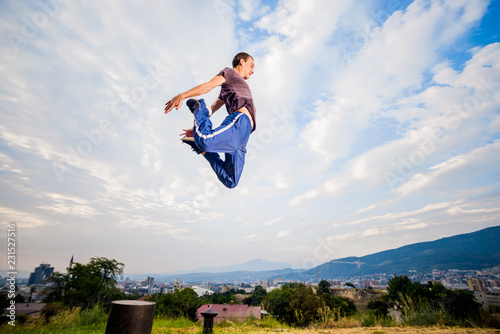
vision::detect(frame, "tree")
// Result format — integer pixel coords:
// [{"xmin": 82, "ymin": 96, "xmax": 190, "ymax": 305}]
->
[
  {"xmin": 387, "ymin": 276, "xmax": 483, "ymax": 323},
  {"xmin": 263, "ymin": 284, "xmax": 296, "ymax": 324},
  {"xmin": 321, "ymin": 293, "xmax": 356, "ymax": 317},
  {"xmin": 149, "ymin": 288, "xmax": 200, "ymax": 321},
  {"xmin": 201, "ymin": 292, "xmax": 231, "ymax": 305},
  {"xmin": 387, "ymin": 276, "xmax": 431, "ymax": 306},
  {"xmin": 44, "ymin": 272, "xmax": 67, "ymax": 303},
  {"xmin": 344, "ymin": 282, "xmax": 356, "ymax": 289},
  {"xmin": 0, "ymin": 293, "xmax": 9, "ymax": 311},
  {"xmin": 200, "ymin": 288, "xmax": 242, "ymax": 305},
  {"xmin": 263, "ymin": 283, "xmax": 322, "ymax": 327},
  {"xmin": 367, "ymin": 300, "xmax": 389, "ymax": 318},
  {"xmin": 287, "ymin": 285, "xmax": 321, "ymax": 327},
  {"xmin": 429, "ymin": 284, "xmax": 481, "ymax": 320},
  {"xmin": 14, "ymin": 294, "xmax": 25, "ymax": 303},
  {"xmin": 317, "ymin": 280, "xmax": 331, "ymax": 296},
  {"xmin": 387, "ymin": 275, "xmax": 412, "ymax": 304},
  {"xmin": 444, "ymin": 289, "xmax": 481, "ymax": 320},
  {"xmin": 243, "ymin": 286, "xmax": 267, "ymax": 306},
  {"xmin": 63, "ymin": 257, "xmax": 124, "ymax": 309}
]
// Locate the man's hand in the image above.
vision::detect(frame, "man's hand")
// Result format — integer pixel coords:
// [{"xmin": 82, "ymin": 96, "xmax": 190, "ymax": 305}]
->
[
  {"xmin": 180, "ymin": 128, "xmax": 194, "ymax": 138},
  {"xmin": 164, "ymin": 94, "xmax": 184, "ymax": 114}
]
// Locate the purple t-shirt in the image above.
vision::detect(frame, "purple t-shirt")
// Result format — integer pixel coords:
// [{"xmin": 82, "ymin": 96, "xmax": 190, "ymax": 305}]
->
[{"xmin": 217, "ymin": 67, "xmax": 256, "ymax": 131}]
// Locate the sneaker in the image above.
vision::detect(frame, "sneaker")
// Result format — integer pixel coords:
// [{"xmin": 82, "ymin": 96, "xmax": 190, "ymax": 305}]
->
[
  {"xmin": 186, "ymin": 99, "xmax": 200, "ymax": 113},
  {"xmin": 181, "ymin": 136, "xmax": 203, "ymax": 154}
]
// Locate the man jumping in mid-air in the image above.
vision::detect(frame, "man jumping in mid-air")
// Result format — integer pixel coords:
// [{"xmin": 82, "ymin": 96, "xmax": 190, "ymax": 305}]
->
[{"xmin": 164, "ymin": 52, "xmax": 256, "ymax": 189}]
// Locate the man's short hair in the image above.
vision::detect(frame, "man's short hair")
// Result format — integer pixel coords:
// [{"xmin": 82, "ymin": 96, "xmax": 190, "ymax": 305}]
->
[{"xmin": 232, "ymin": 52, "xmax": 253, "ymax": 68}]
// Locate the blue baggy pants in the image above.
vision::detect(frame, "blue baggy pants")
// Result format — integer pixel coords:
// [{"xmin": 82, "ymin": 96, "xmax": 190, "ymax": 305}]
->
[{"xmin": 192, "ymin": 99, "xmax": 252, "ymax": 188}]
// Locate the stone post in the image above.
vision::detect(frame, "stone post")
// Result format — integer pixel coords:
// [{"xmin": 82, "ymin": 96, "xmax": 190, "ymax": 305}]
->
[
  {"xmin": 105, "ymin": 300, "xmax": 156, "ymax": 334},
  {"xmin": 200, "ymin": 307, "xmax": 218, "ymax": 334}
]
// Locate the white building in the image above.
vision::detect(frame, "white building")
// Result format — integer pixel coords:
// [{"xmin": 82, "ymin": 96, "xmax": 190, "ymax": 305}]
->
[
  {"xmin": 192, "ymin": 285, "xmax": 214, "ymax": 297},
  {"xmin": 474, "ymin": 291, "xmax": 500, "ymax": 309}
]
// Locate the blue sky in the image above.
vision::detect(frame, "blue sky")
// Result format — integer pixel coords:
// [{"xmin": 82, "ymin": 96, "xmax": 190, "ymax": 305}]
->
[{"xmin": 1, "ymin": 0, "xmax": 499, "ymax": 276}]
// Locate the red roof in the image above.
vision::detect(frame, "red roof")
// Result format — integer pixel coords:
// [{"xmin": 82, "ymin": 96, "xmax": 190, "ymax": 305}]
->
[{"xmin": 197, "ymin": 304, "xmax": 261, "ymax": 324}]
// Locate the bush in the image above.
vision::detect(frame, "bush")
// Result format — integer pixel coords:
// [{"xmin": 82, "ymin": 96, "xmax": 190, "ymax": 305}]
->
[
  {"xmin": 40, "ymin": 303, "xmax": 64, "ymax": 323},
  {"xmin": 79, "ymin": 303, "xmax": 107, "ymax": 326},
  {"xmin": 45, "ymin": 307, "xmax": 81, "ymax": 330},
  {"xmin": 263, "ymin": 283, "xmax": 326, "ymax": 327},
  {"xmin": 469, "ymin": 309, "xmax": 500, "ymax": 329},
  {"xmin": 16, "ymin": 315, "xmax": 28, "ymax": 325},
  {"xmin": 315, "ymin": 305, "xmax": 361, "ymax": 328},
  {"xmin": 148, "ymin": 288, "xmax": 200, "ymax": 321},
  {"xmin": 253, "ymin": 316, "xmax": 288, "ymax": 329},
  {"xmin": 367, "ymin": 300, "xmax": 389, "ymax": 318},
  {"xmin": 399, "ymin": 293, "xmax": 458, "ymax": 327},
  {"xmin": 357, "ymin": 310, "xmax": 395, "ymax": 327}
]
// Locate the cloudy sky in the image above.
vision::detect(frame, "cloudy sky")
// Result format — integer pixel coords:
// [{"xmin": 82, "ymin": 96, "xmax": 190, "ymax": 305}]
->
[{"xmin": 1, "ymin": 0, "xmax": 499, "ymax": 277}]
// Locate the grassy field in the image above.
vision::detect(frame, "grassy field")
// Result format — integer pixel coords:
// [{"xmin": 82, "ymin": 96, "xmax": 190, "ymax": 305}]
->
[
  {"xmin": 206, "ymin": 328, "xmax": 499, "ymax": 334},
  {"xmin": 1, "ymin": 306, "xmax": 498, "ymax": 334},
  {"xmin": 3, "ymin": 324, "xmax": 498, "ymax": 334},
  {"xmin": 2, "ymin": 316, "xmax": 499, "ymax": 334}
]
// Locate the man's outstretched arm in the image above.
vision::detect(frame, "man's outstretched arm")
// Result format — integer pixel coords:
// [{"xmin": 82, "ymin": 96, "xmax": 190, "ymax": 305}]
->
[
  {"xmin": 164, "ymin": 75, "xmax": 225, "ymax": 114},
  {"xmin": 210, "ymin": 99, "xmax": 224, "ymax": 115}
]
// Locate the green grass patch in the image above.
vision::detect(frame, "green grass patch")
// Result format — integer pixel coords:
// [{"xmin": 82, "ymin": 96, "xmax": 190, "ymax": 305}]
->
[
  {"xmin": 152, "ymin": 316, "xmax": 199, "ymax": 333},
  {"xmin": 355, "ymin": 310, "xmax": 396, "ymax": 327},
  {"xmin": 0, "ymin": 304, "xmax": 108, "ymax": 333}
]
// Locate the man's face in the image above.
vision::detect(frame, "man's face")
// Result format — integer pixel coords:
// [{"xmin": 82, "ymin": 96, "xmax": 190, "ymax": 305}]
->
[{"xmin": 242, "ymin": 57, "xmax": 254, "ymax": 79}]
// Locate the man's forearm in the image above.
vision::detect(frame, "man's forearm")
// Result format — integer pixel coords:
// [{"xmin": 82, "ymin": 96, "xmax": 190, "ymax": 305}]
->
[
  {"xmin": 181, "ymin": 75, "xmax": 225, "ymax": 99},
  {"xmin": 180, "ymin": 82, "xmax": 213, "ymax": 99},
  {"xmin": 165, "ymin": 75, "xmax": 224, "ymax": 114},
  {"xmin": 211, "ymin": 99, "xmax": 224, "ymax": 113}
]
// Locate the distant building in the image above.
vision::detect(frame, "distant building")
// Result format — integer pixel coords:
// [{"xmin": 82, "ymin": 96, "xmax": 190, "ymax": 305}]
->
[
  {"xmin": 66, "ymin": 255, "xmax": 74, "ymax": 274},
  {"xmin": 474, "ymin": 291, "xmax": 500, "ymax": 310},
  {"xmin": 331, "ymin": 288, "xmax": 384, "ymax": 311},
  {"xmin": 192, "ymin": 286, "xmax": 214, "ymax": 297},
  {"xmin": 467, "ymin": 278, "xmax": 485, "ymax": 292},
  {"xmin": 27, "ymin": 263, "xmax": 54, "ymax": 286},
  {"xmin": 146, "ymin": 276, "xmax": 154, "ymax": 287}
]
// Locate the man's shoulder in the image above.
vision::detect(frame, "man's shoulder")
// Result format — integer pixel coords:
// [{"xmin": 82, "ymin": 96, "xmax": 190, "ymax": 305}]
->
[{"xmin": 218, "ymin": 67, "xmax": 234, "ymax": 77}]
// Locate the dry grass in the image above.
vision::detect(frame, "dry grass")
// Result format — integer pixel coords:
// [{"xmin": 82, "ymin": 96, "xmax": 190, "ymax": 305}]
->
[
  {"xmin": 210, "ymin": 327, "xmax": 499, "ymax": 334},
  {"xmin": 149, "ymin": 322, "xmax": 500, "ymax": 334}
]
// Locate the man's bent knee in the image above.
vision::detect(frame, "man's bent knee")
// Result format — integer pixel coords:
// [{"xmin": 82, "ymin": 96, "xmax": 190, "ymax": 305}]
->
[{"xmin": 223, "ymin": 180, "xmax": 238, "ymax": 189}]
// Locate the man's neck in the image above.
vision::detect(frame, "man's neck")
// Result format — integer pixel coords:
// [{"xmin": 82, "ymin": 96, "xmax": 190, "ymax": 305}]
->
[{"xmin": 233, "ymin": 66, "xmax": 244, "ymax": 78}]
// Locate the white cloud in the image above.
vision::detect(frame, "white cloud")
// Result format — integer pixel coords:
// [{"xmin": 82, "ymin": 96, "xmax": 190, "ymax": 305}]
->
[
  {"xmin": 36, "ymin": 193, "xmax": 99, "ymax": 217},
  {"xmin": 346, "ymin": 200, "xmax": 459, "ymax": 226},
  {"xmin": 291, "ymin": 40, "xmax": 500, "ymax": 205},
  {"xmin": 237, "ymin": 0, "xmax": 270, "ymax": 21},
  {"xmin": 0, "ymin": 0, "xmax": 498, "ymax": 273},
  {"xmin": 277, "ymin": 229, "xmax": 293, "ymax": 238},
  {"xmin": 264, "ymin": 217, "xmax": 283, "ymax": 226},
  {"xmin": 0, "ymin": 207, "xmax": 47, "ymax": 229},
  {"xmin": 395, "ymin": 141, "xmax": 500, "ymax": 197},
  {"xmin": 301, "ymin": 0, "xmax": 489, "ymax": 162},
  {"xmin": 244, "ymin": 234, "xmax": 258, "ymax": 240}
]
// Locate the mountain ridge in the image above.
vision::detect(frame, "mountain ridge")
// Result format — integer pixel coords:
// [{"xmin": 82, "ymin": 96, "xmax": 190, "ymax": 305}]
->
[
  {"xmin": 190, "ymin": 258, "xmax": 293, "ymax": 273},
  {"xmin": 124, "ymin": 258, "xmax": 294, "ymax": 280},
  {"xmin": 299, "ymin": 225, "xmax": 500, "ymax": 280},
  {"xmin": 127, "ymin": 225, "xmax": 500, "ymax": 283}
]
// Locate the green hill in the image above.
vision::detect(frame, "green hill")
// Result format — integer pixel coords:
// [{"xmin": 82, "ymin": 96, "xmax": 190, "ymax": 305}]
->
[{"xmin": 302, "ymin": 225, "xmax": 500, "ymax": 279}]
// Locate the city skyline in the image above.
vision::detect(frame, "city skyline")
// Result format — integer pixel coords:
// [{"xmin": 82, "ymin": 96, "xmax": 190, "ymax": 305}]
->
[{"xmin": 1, "ymin": 0, "xmax": 500, "ymax": 275}]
